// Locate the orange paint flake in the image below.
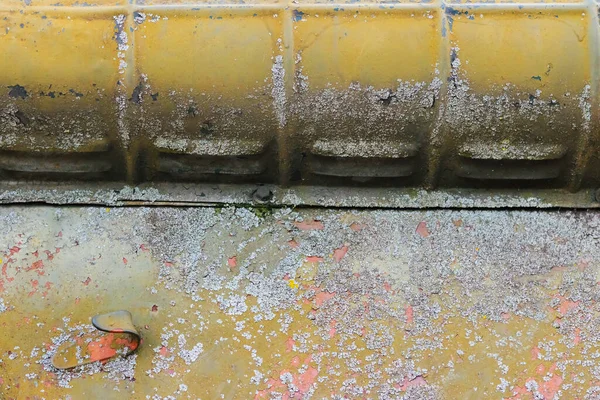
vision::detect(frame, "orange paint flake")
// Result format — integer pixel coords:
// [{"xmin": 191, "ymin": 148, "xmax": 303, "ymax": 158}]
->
[
  {"xmin": 306, "ymin": 256, "xmax": 324, "ymax": 263},
  {"xmin": 28, "ymin": 279, "xmax": 39, "ymax": 297},
  {"xmin": 291, "ymin": 356, "xmax": 301, "ymax": 367},
  {"xmin": 82, "ymin": 277, "xmax": 91, "ymax": 286},
  {"xmin": 535, "ymin": 363, "xmax": 545, "ymax": 375},
  {"xmin": 44, "ymin": 250, "xmax": 54, "ymax": 260},
  {"xmin": 405, "ymin": 305, "xmax": 414, "ymax": 324},
  {"xmin": 42, "ymin": 281, "xmax": 52, "ymax": 296},
  {"xmin": 159, "ymin": 346, "xmax": 169, "ymax": 357},
  {"xmin": 574, "ymin": 328, "xmax": 582, "ymax": 345},
  {"xmin": 32, "ymin": 250, "xmax": 39, "ymax": 258},
  {"xmin": 87, "ymin": 334, "xmax": 118, "ymax": 362},
  {"xmin": 332, "ymin": 245, "xmax": 348, "ymax": 262},
  {"xmin": 115, "ymin": 336, "xmax": 139, "ymax": 352},
  {"xmin": 139, "ymin": 244, "xmax": 150, "ymax": 252},
  {"xmin": 559, "ymin": 300, "xmax": 580, "ymax": 315},
  {"xmin": 539, "ymin": 374, "xmax": 563, "ymax": 399},
  {"xmin": 314, "ymin": 291, "xmax": 335, "ymax": 307},
  {"xmin": 328, "ymin": 320, "xmax": 337, "ymax": 338},
  {"xmin": 416, "ymin": 222, "xmax": 430, "ymax": 238},
  {"xmin": 555, "ymin": 295, "xmax": 580, "ymax": 316},
  {"xmin": 26, "ymin": 260, "xmax": 44, "ymax": 275},
  {"xmin": 228, "ymin": 256, "xmax": 237, "ymax": 268},
  {"xmin": 122, "ymin": 257, "xmax": 128, "ymax": 265},
  {"xmin": 400, "ymin": 376, "xmax": 427, "ymax": 391},
  {"xmin": 294, "ymin": 220, "xmax": 324, "ymax": 231},
  {"xmin": 285, "ymin": 337, "xmax": 295, "ymax": 352},
  {"xmin": 349, "ymin": 222, "xmax": 364, "ymax": 231},
  {"xmin": 294, "ymin": 366, "xmax": 318, "ymax": 393}
]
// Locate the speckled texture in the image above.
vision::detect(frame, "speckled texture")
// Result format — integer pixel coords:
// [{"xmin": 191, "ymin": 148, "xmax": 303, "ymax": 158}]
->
[{"xmin": 2, "ymin": 206, "xmax": 600, "ymax": 398}]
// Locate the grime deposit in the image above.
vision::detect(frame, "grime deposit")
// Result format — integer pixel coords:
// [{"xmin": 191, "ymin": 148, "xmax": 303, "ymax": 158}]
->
[{"xmin": 1, "ymin": 206, "xmax": 600, "ymax": 399}]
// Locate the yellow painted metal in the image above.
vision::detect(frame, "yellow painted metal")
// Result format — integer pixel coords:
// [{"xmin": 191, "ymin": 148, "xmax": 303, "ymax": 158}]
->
[
  {"xmin": 294, "ymin": 10, "xmax": 440, "ymax": 89},
  {"xmin": 0, "ymin": 0, "xmax": 597, "ymax": 186},
  {"xmin": 450, "ymin": 10, "xmax": 590, "ymax": 94}
]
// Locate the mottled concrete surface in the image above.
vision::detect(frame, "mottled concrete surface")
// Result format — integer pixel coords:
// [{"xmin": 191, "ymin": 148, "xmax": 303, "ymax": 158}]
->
[{"xmin": 1, "ymin": 206, "xmax": 600, "ymax": 399}]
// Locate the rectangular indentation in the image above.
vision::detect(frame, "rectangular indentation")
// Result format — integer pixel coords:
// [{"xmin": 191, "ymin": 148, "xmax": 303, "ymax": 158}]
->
[
  {"xmin": 455, "ymin": 157, "xmax": 563, "ymax": 180},
  {"xmin": 0, "ymin": 151, "xmax": 113, "ymax": 174},
  {"xmin": 308, "ymin": 155, "xmax": 416, "ymax": 178},
  {"xmin": 157, "ymin": 153, "xmax": 270, "ymax": 177}
]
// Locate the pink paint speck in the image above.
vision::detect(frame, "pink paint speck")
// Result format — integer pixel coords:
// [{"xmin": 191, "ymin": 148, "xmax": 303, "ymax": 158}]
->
[
  {"xmin": 349, "ymin": 222, "xmax": 364, "ymax": 231},
  {"xmin": 574, "ymin": 328, "xmax": 582, "ymax": 345},
  {"xmin": 539, "ymin": 375, "xmax": 563, "ymax": 399},
  {"xmin": 405, "ymin": 305, "xmax": 414, "ymax": 324},
  {"xmin": 333, "ymin": 245, "xmax": 348, "ymax": 262},
  {"xmin": 294, "ymin": 367, "xmax": 318, "ymax": 393},
  {"xmin": 416, "ymin": 222, "xmax": 430, "ymax": 238},
  {"xmin": 294, "ymin": 220, "xmax": 324, "ymax": 231},
  {"xmin": 400, "ymin": 376, "xmax": 427, "ymax": 391},
  {"xmin": 315, "ymin": 291, "xmax": 335, "ymax": 307},
  {"xmin": 285, "ymin": 337, "xmax": 295, "ymax": 352},
  {"xmin": 328, "ymin": 320, "xmax": 337, "ymax": 338}
]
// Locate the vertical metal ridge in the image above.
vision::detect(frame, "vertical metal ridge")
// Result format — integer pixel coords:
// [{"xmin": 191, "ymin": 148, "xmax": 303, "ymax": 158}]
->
[
  {"xmin": 567, "ymin": 0, "xmax": 599, "ymax": 191},
  {"xmin": 279, "ymin": 5, "xmax": 295, "ymax": 186},
  {"xmin": 118, "ymin": 2, "xmax": 138, "ymax": 183},
  {"xmin": 423, "ymin": 0, "xmax": 450, "ymax": 189}
]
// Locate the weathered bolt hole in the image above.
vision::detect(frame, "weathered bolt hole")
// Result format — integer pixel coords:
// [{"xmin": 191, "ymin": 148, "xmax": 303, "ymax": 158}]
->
[
  {"xmin": 200, "ymin": 121, "xmax": 214, "ymax": 135},
  {"xmin": 14, "ymin": 110, "xmax": 29, "ymax": 126},
  {"xmin": 252, "ymin": 186, "xmax": 273, "ymax": 203},
  {"xmin": 594, "ymin": 188, "xmax": 600, "ymax": 203},
  {"xmin": 130, "ymin": 83, "xmax": 143, "ymax": 104},
  {"xmin": 378, "ymin": 90, "xmax": 396, "ymax": 107},
  {"xmin": 187, "ymin": 105, "xmax": 199, "ymax": 117}
]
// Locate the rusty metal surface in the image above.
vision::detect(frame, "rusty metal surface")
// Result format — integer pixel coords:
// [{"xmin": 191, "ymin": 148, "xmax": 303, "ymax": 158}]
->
[
  {"xmin": 0, "ymin": 0, "xmax": 599, "ymax": 202},
  {"xmin": 2, "ymin": 206, "xmax": 600, "ymax": 398}
]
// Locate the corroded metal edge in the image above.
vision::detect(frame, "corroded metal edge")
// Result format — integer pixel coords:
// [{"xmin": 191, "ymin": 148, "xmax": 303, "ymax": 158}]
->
[{"xmin": 0, "ymin": 182, "xmax": 597, "ymax": 208}]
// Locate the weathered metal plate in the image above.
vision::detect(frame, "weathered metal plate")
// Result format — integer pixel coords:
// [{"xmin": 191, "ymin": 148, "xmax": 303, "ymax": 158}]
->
[
  {"xmin": 0, "ymin": 0, "xmax": 598, "ymax": 205},
  {"xmin": 2, "ymin": 206, "xmax": 600, "ymax": 398}
]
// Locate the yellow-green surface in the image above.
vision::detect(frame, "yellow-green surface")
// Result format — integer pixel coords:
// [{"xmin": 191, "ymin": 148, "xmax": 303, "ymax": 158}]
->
[{"xmin": 1, "ymin": 206, "xmax": 600, "ymax": 399}]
